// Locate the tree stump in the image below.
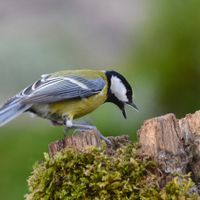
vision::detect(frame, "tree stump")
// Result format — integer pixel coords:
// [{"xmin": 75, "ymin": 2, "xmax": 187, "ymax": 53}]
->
[
  {"xmin": 49, "ymin": 129, "xmax": 133, "ymax": 158},
  {"xmin": 48, "ymin": 110, "xmax": 200, "ymax": 194},
  {"xmin": 137, "ymin": 110, "xmax": 200, "ymax": 191}
]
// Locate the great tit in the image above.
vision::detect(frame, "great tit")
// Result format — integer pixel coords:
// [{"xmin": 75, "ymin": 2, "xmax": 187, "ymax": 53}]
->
[{"xmin": 0, "ymin": 69, "xmax": 138, "ymax": 145}]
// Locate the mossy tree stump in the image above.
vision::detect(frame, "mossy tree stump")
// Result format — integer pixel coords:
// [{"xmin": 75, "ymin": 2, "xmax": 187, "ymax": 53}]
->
[
  {"xmin": 25, "ymin": 111, "xmax": 200, "ymax": 199},
  {"xmin": 48, "ymin": 111, "xmax": 200, "ymax": 195},
  {"xmin": 49, "ymin": 129, "xmax": 133, "ymax": 158}
]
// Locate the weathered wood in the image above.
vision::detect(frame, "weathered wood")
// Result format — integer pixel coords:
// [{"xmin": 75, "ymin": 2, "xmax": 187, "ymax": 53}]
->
[
  {"xmin": 137, "ymin": 110, "xmax": 200, "ymax": 185},
  {"xmin": 49, "ymin": 129, "xmax": 132, "ymax": 158},
  {"xmin": 178, "ymin": 111, "xmax": 200, "ymax": 183},
  {"xmin": 49, "ymin": 129, "xmax": 102, "ymax": 158}
]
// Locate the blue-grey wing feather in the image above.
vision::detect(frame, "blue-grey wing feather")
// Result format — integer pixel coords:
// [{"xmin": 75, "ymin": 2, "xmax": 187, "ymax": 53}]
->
[{"xmin": 19, "ymin": 76, "xmax": 106, "ymax": 104}]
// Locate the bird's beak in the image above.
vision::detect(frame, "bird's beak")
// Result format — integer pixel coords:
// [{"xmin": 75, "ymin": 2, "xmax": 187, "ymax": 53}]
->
[
  {"xmin": 122, "ymin": 106, "xmax": 127, "ymax": 119},
  {"xmin": 121, "ymin": 101, "xmax": 138, "ymax": 120},
  {"xmin": 126, "ymin": 102, "xmax": 139, "ymax": 112}
]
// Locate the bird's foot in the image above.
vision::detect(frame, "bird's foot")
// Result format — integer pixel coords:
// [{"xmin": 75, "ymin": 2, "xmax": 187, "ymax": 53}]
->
[
  {"xmin": 72, "ymin": 128, "xmax": 89, "ymax": 136},
  {"xmin": 97, "ymin": 130, "xmax": 113, "ymax": 149},
  {"xmin": 72, "ymin": 128, "xmax": 113, "ymax": 149},
  {"xmin": 63, "ymin": 116, "xmax": 113, "ymax": 148}
]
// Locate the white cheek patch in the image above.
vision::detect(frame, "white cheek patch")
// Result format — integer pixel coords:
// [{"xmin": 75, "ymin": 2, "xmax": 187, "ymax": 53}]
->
[{"xmin": 110, "ymin": 76, "xmax": 128, "ymax": 102}]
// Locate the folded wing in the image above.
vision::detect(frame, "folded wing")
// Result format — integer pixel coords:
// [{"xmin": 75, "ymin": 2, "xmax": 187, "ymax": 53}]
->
[{"xmin": 19, "ymin": 75, "xmax": 106, "ymax": 104}]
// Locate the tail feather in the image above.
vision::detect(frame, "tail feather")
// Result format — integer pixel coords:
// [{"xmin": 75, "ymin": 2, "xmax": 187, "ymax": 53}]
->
[{"xmin": 0, "ymin": 98, "xmax": 32, "ymax": 127}]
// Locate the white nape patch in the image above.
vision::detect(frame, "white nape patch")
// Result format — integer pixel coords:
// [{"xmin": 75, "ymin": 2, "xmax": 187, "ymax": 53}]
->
[
  {"xmin": 110, "ymin": 76, "xmax": 128, "ymax": 102},
  {"xmin": 63, "ymin": 77, "xmax": 89, "ymax": 89}
]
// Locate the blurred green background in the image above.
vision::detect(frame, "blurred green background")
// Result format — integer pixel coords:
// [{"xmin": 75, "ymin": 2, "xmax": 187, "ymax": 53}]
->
[{"xmin": 0, "ymin": 0, "xmax": 200, "ymax": 199}]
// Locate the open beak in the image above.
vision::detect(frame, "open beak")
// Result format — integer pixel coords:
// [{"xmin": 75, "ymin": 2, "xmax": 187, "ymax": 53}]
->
[
  {"xmin": 122, "ymin": 106, "xmax": 127, "ymax": 119},
  {"xmin": 126, "ymin": 102, "xmax": 139, "ymax": 112},
  {"xmin": 121, "ymin": 102, "xmax": 138, "ymax": 120}
]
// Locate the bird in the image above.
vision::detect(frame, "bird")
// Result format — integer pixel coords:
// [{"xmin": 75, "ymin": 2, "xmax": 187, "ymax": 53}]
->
[{"xmin": 0, "ymin": 69, "xmax": 138, "ymax": 146}]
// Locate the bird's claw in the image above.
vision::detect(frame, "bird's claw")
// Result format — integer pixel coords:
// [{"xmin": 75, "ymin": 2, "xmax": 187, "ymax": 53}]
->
[{"xmin": 72, "ymin": 129, "xmax": 88, "ymax": 136}]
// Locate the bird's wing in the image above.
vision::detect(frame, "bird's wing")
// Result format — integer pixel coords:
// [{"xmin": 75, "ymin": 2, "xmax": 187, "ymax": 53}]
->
[{"xmin": 18, "ymin": 75, "xmax": 106, "ymax": 104}]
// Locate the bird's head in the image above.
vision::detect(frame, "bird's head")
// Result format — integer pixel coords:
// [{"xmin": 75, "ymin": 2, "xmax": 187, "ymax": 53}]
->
[{"xmin": 105, "ymin": 70, "xmax": 138, "ymax": 119}]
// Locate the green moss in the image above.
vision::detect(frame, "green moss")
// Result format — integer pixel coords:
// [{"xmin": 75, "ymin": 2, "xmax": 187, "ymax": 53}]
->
[{"xmin": 25, "ymin": 142, "xmax": 198, "ymax": 200}]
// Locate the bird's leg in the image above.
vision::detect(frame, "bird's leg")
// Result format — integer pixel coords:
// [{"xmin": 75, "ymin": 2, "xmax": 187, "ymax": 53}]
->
[
  {"xmin": 63, "ymin": 116, "xmax": 97, "ymax": 135},
  {"xmin": 63, "ymin": 115, "xmax": 113, "ymax": 148},
  {"xmin": 72, "ymin": 125, "xmax": 113, "ymax": 148},
  {"xmin": 72, "ymin": 124, "xmax": 112, "ymax": 148},
  {"xmin": 71, "ymin": 119, "xmax": 95, "ymax": 135},
  {"xmin": 72, "ymin": 123, "xmax": 97, "ymax": 134},
  {"xmin": 63, "ymin": 115, "xmax": 72, "ymax": 137},
  {"xmin": 96, "ymin": 130, "xmax": 113, "ymax": 149}
]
